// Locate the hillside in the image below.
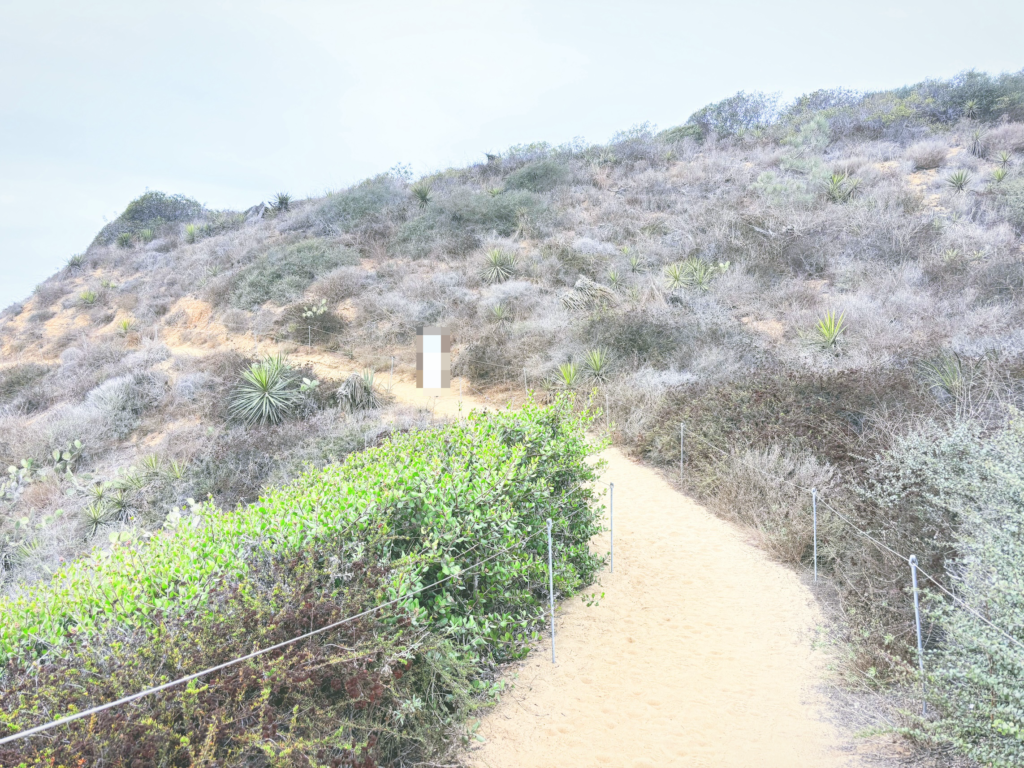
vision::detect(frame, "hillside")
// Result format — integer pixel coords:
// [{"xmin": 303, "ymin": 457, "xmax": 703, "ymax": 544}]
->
[{"xmin": 3, "ymin": 69, "xmax": 1024, "ymax": 765}]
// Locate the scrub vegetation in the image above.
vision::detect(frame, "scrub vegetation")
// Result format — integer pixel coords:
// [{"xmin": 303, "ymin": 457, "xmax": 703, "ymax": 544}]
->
[{"xmin": 2, "ymin": 67, "xmax": 1024, "ymax": 766}]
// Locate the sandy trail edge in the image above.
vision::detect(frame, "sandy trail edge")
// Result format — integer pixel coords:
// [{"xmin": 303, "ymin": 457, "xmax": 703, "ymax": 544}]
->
[{"xmin": 159, "ymin": 341, "xmax": 863, "ymax": 768}]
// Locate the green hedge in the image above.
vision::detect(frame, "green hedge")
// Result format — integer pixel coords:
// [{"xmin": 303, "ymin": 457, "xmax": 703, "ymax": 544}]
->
[{"xmin": 0, "ymin": 396, "xmax": 606, "ymax": 765}]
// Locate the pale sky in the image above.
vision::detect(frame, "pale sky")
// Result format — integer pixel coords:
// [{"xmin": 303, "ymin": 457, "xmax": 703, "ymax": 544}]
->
[{"xmin": 1, "ymin": 0, "xmax": 1022, "ymax": 309}]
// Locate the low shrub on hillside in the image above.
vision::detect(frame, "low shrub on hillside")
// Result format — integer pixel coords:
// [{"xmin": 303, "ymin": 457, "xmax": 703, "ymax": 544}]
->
[
  {"xmin": 312, "ymin": 174, "xmax": 408, "ymax": 239},
  {"xmin": 0, "ymin": 398, "xmax": 605, "ymax": 764},
  {"xmin": 503, "ymin": 159, "xmax": 572, "ymax": 193},
  {"xmin": 93, "ymin": 192, "xmax": 204, "ymax": 246},
  {"xmin": 230, "ymin": 238, "xmax": 359, "ymax": 308}
]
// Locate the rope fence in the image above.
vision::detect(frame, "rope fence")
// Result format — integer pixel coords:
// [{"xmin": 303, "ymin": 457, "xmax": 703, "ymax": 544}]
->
[
  {"xmin": 677, "ymin": 419, "xmax": 1024, "ymax": 713},
  {"xmin": 0, "ymin": 477, "xmax": 606, "ymax": 748}
]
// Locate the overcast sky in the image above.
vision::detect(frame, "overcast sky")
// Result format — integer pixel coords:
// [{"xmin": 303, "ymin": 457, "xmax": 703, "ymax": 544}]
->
[{"xmin": 1, "ymin": 0, "xmax": 1022, "ymax": 309}]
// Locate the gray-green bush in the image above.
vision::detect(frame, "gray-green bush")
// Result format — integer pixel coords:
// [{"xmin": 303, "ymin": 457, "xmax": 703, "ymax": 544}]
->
[{"xmin": 230, "ymin": 238, "xmax": 359, "ymax": 308}]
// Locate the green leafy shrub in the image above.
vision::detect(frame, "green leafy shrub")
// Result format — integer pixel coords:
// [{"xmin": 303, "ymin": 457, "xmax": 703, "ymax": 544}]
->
[
  {"xmin": 314, "ymin": 174, "xmax": 406, "ymax": 234},
  {"xmin": 905, "ymin": 417, "xmax": 1024, "ymax": 767},
  {"xmin": 0, "ymin": 400, "xmax": 604, "ymax": 762},
  {"xmin": 685, "ymin": 90, "xmax": 781, "ymax": 137},
  {"xmin": 94, "ymin": 191, "xmax": 203, "ymax": 246},
  {"xmin": 503, "ymin": 159, "xmax": 571, "ymax": 193},
  {"xmin": 228, "ymin": 354, "xmax": 302, "ymax": 426},
  {"xmin": 996, "ymin": 177, "xmax": 1024, "ymax": 233},
  {"xmin": 230, "ymin": 238, "xmax": 359, "ymax": 308}
]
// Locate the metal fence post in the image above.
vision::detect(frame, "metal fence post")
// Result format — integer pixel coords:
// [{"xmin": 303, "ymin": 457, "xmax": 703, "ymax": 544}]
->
[
  {"xmin": 547, "ymin": 518, "xmax": 556, "ymax": 664},
  {"xmin": 909, "ymin": 555, "xmax": 927, "ymax": 715},
  {"xmin": 812, "ymin": 487, "xmax": 818, "ymax": 584},
  {"xmin": 609, "ymin": 482, "xmax": 614, "ymax": 574},
  {"xmin": 680, "ymin": 422, "xmax": 685, "ymax": 483}
]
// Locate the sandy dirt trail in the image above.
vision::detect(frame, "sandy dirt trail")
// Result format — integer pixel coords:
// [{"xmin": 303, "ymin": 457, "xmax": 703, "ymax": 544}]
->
[
  {"xmin": 163, "ymin": 340, "xmax": 862, "ymax": 767},
  {"xmin": 372, "ymin": 378, "xmax": 859, "ymax": 768}
]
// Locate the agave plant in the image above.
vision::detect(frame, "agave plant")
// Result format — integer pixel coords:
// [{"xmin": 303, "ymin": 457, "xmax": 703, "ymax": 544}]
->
[
  {"xmin": 79, "ymin": 289, "xmax": 98, "ymax": 305},
  {"xmin": 184, "ymin": 223, "xmax": 199, "ymax": 244},
  {"xmin": 813, "ymin": 309, "xmax": 846, "ymax": 350},
  {"xmin": 117, "ymin": 317, "xmax": 136, "ymax": 335},
  {"xmin": 947, "ymin": 170, "xmax": 972, "ymax": 193},
  {"xmin": 481, "ymin": 248, "xmax": 518, "ymax": 284},
  {"xmin": 64, "ymin": 254, "xmax": 85, "ymax": 272},
  {"xmin": 273, "ymin": 192, "xmax": 292, "ymax": 211},
  {"xmin": 992, "ymin": 167, "xmax": 1008, "ymax": 183},
  {"xmin": 116, "ymin": 232, "xmax": 134, "ymax": 249},
  {"xmin": 823, "ymin": 172, "xmax": 860, "ymax": 203},
  {"xmin": 583, "ymin": 349, "xmax": 611, "ymax": 382},
  {"xmin": 557, "ymin": 361, "xmax": 582, "ymax": 388},
  {"xmin": 228, "ymin": 355, "xmax": 302, "ymax": 426},
  {"xmin": 411, "ymin": 182, "xmax": 432, "ymax": 207}
]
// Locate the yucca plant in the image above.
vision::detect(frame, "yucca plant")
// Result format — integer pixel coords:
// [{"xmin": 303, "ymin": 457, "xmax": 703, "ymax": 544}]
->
[
  {"xmin": 140, "ymin": 454, "xmax": 162, "ymax": 476},
  {"xmin": 963, "ymin": 99, "xmax": 978, "ymax": 119},
  {"xmin": 813, "ymin": 309, "xmax": 846, "ymax": 350},
  {"xmin": 64, "ymin": 254, "xmax": 85, "ymax": 272},
  {"xmin": 969, "ymin": 129, "xmax": 988, "ymax": 158},
  {"xmin": 627, "ymin": 252, "xmax": 646, "ymax": 274},
  {"xmin": 664, "ymin": 262, "xmax": 687, "ymax": 291},
  {"xmin": 411, "ymin": 182, "xmax": 432, "ymax": 207},
  {"xmin": 942, "ymin": 248, "xmax": 961, "ymax": 264},
  {"xmin": 920, "ymin": 352, "xmax": 965, "ymax": 400},
  {"xmin": 165, "ymin": 460, "xmax": 188, "ymax": 480},
  {"xmin": 823, "ymin": 172, "xmax": 860, "ymax": 203},
  {"xmin": 992, "ymin": 167, "xmax": 1008, "ymax": 183},
  {"xmin": 184, "ymin": 223, "xmax": 199, "ymax": 244},
  {"xmin": 481, "ymin": 248, "xmax": 518, "ymax": 284},
  {"xmin": 117, "ymin": 317, "xmax": 136, "ymax": 335},
  {"xmin": 272, "ymin": 192, "xmax": 291, "ymax": 212},
  {"xmin": 583, "ymin": 349, "xmax": 611, "ymax": 382},
  {"xmin": 228, "ymin": 354, "xmax": 302, "ymax": 426},
  {"xmin": 557, "ymin": 361, "xmax": 582, "ymax": 388},
  {"xmin": 337, "ymin": 369, "xmax": 385, "ymax": 413},
  {"xmin": 116, "ymin": 232, "xmax": 134, "ymax": 249},
  {"xmin": 996, "ymin": 150, "xmax": 1012, "ymax": 168},
  {"xmin": 79, "ymin": 289, "xmax": 98, "ymax": 305},
  {"xmin": 115, "ymin": 469, "xmax": 147, "ymax": 494},
  {"xmin": 606, "ymin": 268, "xmax": 621, "ymax": 289},
  {"xmin": 947, "ymin": 170, "xmax": 972, "ymax": 193},
  {"xmin": 138, "ymin": 228, "xmax": 155, "ymax": 243},
  {"xmin": 685, "ymin": 258, "xmax": 718, "ymax": 292},
  {"xmin": 488, "ymin": 302, "xmax": 513, "ymax": 330},
  {"xmin": 82, "ymin": 502, "xmax": 112, "ymax": 538}
]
